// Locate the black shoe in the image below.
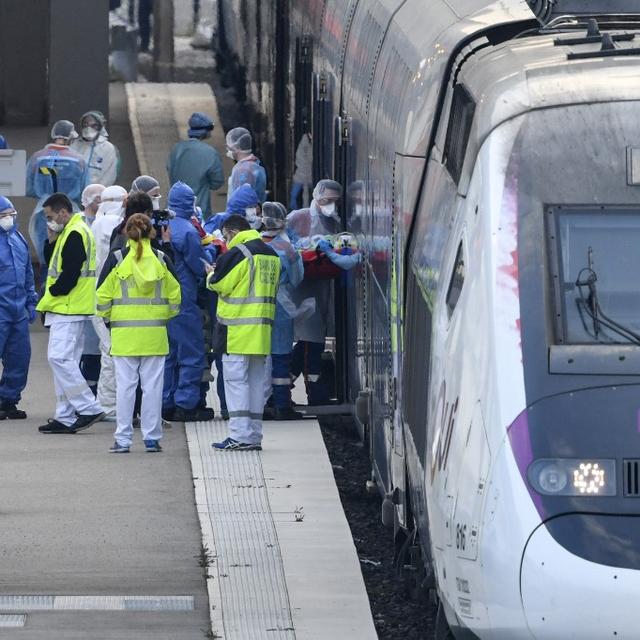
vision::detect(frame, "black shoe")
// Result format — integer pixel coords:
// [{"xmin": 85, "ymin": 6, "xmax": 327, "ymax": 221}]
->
[
  {"xmin": 70, "ymin": 412, "xmax": 105, "ymax": 432},
  {"xmin": 132, "ymin": 417, "xmax": 141, "ymax": 429},
  {"xmin": 172, "ymin": 406, "xmax": 215, "ymax": 422},
  {"xmin": 262, "ymin": 405, "xmax": 276, "ymax": 421},
  {"xmin": 0, "ymin": 402, "xmax": 26, "ymax": 420},
  {"xmin": 273, "ymin": 407, "xmax": 304, "ymax": 421},
  {"xmin": 197, "ymin": 406, "xmax": 215, "ymax": 421},
  {"xmin": 38, "ymin": 419, "xmax": 75, "ymax": 434},
  {"xmin": 162, "ymin": 407, "xmax": 176, "ymax": 421}
]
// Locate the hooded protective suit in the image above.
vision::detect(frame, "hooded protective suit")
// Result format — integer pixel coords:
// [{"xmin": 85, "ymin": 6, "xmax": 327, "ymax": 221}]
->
[
  {"xmin": 0, "ymin": 196, "xmax": 37, "ymax": 407},
  {"xmin": 163, "ymin": 181, "xmax": 209, "ymax": 411},
  {"xmin": 204, "ymin": 184, "xmax": 259, "ymax": 234},
  {"xmin": 70, "ymin": 111, "xmax": 120, "ymax": 186}
]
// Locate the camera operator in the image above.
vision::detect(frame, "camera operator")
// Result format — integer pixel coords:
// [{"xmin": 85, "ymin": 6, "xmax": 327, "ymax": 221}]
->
[{"xmin": 109, "ymin": 192, "xmax": 174, "ymax": 262}]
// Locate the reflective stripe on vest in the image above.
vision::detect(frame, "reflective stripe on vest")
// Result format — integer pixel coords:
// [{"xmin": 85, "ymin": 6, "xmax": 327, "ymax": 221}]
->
[
  {"xmin": 216, "ymin": 315, "xmax": 273, "ymax": 326},
  {"xmin": 218, "ymin": 295, "xmax": 276, "ymax": 305},
  {"xmin": 236, "ymin": 243, "xmax": 255, "ymax": 295},
  {"xmin": 112, "ymin": 280, "xmax": 168, "ymax": 306},
  {"xmin": 110, "ymin": 319, "xmax": 168, "ymax": 328}
]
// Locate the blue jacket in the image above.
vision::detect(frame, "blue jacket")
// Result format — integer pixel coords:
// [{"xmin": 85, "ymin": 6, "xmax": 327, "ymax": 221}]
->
[
  {"xmin": 205, "ymin": 184, "xmax": 259, "ymax": 235},
  {"xmin": 167, "ymin": 139, "xmax": 224, "ymax": 219},
  {"xmin": 0, "ymin": 227, "xmax": 37, "ymax": 323},
  {"xmin": 264, "ymin": 232, "xmax": 303, "ymax": 354},
  {"xmin": 168, "ymin": 182, "xmax": 209, "ymax": 309}
]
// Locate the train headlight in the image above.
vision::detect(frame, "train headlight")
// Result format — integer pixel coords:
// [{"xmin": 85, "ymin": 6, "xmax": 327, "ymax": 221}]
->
[{"xmin": 528, "ymin": 459, "xmax": 616, "ymax": 496}]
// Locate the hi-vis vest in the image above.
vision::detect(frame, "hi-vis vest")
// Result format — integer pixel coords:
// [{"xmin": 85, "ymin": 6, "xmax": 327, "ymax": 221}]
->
[
  {"xmin": 95, "ymin": 242, "xmax": 181, "ymax": 356},
  {"xmin": 207, "ymin": 229, "xmax": 281, "ymax": 355},
  {"xmin": 36, "ymin": 213, "xmax": 96, "ymax": 315}
]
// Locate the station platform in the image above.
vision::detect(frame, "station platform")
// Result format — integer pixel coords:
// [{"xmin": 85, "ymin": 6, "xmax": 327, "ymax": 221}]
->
[{"xmin": 0, "ymin": 81, "xmax": 377, "ymax": 638}]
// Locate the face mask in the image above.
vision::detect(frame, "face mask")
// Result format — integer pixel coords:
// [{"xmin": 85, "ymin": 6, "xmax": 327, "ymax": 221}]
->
[
  {"xmin": 151, "ymin": 196, "xmax": 161, "ymax": 211},
  {"xmin": 319, "ymin": 202, "xmax": 336, "ymax": 217},
  {"xmin": 82, "ymin": 127, "xmax": 99, "ymax": 141},
  {"xmin": 47, "ymin": 220, "xmax": 64, "ymax": 233},
  {"xmin": 97, "ymin": 201, "xmax": 124, "ymax": 218},
  {"xmin": 245, "ymin": 207, "xmax": 257, "ymax": 219},
  {"xmin": 354, "ymin": 204, "xmax": 363, "ymax": 218},
  {"xmin": 226, "ymin": 149, "xmax": 235, "ymax": 159},
  {"xmin": 0, "ymin": 216, "xmax": 14, "ymax": 231}
]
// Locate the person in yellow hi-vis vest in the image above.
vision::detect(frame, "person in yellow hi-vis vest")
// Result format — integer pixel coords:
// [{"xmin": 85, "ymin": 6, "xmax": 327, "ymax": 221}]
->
[
  {"xmin": 36, "ymin": 193, "xmax": 105, "ymax": 434},
  {"xmin": 206, "ymin": 214, "xmax": 281, "ymax": 451},
  {"xmin": 96, "ymin": 214, "xmax": 181, "ymax": 453}
]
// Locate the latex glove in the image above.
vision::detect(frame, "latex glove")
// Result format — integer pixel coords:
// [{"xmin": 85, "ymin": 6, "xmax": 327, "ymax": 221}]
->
[
  {"xmin": 317, "ymin": 239, "xmax": 334, "ymax": 254},
  {"xmin": 27, "ymin": 307, "xmax": 36, "ymax": 324}
]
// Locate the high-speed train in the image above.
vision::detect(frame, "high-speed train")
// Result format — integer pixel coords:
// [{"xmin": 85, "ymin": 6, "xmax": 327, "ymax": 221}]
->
[{"xmin": 217, "ymin": 1, "xmax": 640, "ymax": 637}]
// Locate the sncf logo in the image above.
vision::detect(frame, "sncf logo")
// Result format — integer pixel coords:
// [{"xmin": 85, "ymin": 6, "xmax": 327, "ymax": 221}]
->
[{"xmin": 430, "ymin": 380, "xmax": 459, "ymax": 483}]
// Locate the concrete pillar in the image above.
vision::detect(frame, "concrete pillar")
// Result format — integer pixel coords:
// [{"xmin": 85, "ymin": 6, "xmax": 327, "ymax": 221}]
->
[
  {"xmin": 153, "ymin": 0, "xmax": 175, "ymax": 81},
  {"xmin": 48, "ymin": 0, "xmax": 110, "ymax": 124},
  {"xmin": 174, "ymin": 0, "xmax": 195, "ymax": 36},
  {"xmin": 0, "ymin": 0, "xmax": 49, "ymax": 125}
]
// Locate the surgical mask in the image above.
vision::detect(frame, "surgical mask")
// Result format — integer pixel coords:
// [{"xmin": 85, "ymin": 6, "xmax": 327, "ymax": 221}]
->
[
  {"xmin": 245, "ymin": 207, "xmax": 257, "ymax": 219},
  {"xmin": 226, "ymin": 149, "xmax": 235, "ymax": 159},
  {"xmin": 82, "ymin": 127, "xmax": 99, "ymax": 141},
  {"xmin": 97, "ymin": 201, "xmax": 124, "ymax": 218},
  {"xmin": 151, "ymin": 196, "xmax": 161, "ymax": 211},
  {"xmin": 47, "ymin": 220, "xmax": 64, "ymax": 233},
  {"xmin": 0, "ymin": 216, "xmax": 14, "ymax": 231},
  {"xmin": 319, "ymin": 202, "xmax": 336, "ymax": 217}
]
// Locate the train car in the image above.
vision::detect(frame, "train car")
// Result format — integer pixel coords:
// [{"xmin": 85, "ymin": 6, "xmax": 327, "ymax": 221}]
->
[{"xmin": 217, "ymin": 0, "xmax": 640, "ymax": 637}]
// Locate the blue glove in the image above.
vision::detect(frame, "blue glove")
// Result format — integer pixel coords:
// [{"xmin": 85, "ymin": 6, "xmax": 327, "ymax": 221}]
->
[
  {"xmin": 27, "ymin": 307, "xmax": 36, "ymax": 324},
  {"xmin": 317, "ymin": 239, "xmax": 334, "ymax": 254}
]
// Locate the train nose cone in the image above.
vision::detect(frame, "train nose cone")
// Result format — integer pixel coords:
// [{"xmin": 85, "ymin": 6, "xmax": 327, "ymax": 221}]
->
[{"xmin": 521, "ymin": 514, "xmax": 640, "ymax": 639}]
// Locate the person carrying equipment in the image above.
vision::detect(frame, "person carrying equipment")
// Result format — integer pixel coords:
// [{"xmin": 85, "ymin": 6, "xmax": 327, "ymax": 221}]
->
[{"xmin": 286, "ymin": 179, "xmax": 360, "ymax": 405}]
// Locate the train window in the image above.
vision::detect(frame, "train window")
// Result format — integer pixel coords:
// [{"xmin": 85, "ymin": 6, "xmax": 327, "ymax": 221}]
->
[
  {"xmin": 443, "ymin": 84, "xmax": 476, "ymax": 185},
  {"xmin": 549, "ymin": 206, "xmax": 640, "ymax": 345},
  {"xmin": 446, "ymin": 242, "xmax": 465, "ymax": 317}
]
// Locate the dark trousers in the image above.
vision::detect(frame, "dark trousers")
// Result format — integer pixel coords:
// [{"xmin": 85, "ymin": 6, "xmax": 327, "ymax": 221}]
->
[
  {"xmin": 80, "ymin": 354, "xmax": 101, "ymax": 397},
  {"xmin": 138, "ymin": 0, "xmax": 153, "ymax": 51},
  {"xmin": 291, "ymin": 341, "xmax": 329, "ymax": 405},
  {"xmin": 271, "ymin": 353, "xmax": 292, "ymax": 409}
]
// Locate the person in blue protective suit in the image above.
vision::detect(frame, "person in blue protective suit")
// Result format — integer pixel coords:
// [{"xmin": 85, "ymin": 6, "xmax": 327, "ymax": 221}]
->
[
  {"xmin": 0, "ymin": 135, "xmax": 8, "ymax": 149},
  {"xmin": 167, "ymin": 112, "xmax": 224, "ymax": 220},
  {"xmin": 26, "ymin": 120, "xmax": 87, "ymax": 273},
  {"xmin": 261, "ymin": 202, "xmax": 305, "ymax": 420},
  {"xmin": 163, "ymin": 181, "xmax": 213, "ymax": 422},
  {"xmin": 0, "ymin": 197, "xmax": 37, "ymax": 419},
  {"xmin": 286, "ymin": 179, "xmax": 360, "ymax": 405},
  {"xmin": 204, "ymin": 183, "xmax": 260, "ymax": 235},
  {"xmin": 225, "ymin": 127, "xmax": 267, "ymax": 204}
]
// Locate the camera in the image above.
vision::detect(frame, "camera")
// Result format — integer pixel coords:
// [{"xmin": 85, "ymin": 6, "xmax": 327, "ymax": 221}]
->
[{"xmin": 151, "ymin": 209, "xmax": 172, "ymax": 235}]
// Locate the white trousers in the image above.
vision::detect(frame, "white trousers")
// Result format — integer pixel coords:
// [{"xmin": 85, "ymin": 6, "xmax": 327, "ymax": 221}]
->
[
  {"xmin": 92, "ymin": 316, "xmax": 116, "ymax": 414},
  {"xmin": 223, "ymin": 354, "xmax": 271, "ymax": 445},
  {"xmin": 113, "ymin": 355, "xmax": 164, "ymax": 447},
  {"xmin": 48, "ymin": 320, "xmax": 103, "ymax": 426}
]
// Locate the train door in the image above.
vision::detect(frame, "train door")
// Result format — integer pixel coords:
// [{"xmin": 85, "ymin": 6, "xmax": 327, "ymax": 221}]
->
[{"xmin": 390, "ymin": 153, "xmax": 426, "ymax": 528}]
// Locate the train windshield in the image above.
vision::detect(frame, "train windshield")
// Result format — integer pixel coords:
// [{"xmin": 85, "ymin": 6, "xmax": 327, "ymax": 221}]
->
[{"xmin": 552, "ymin": 206, "xmax": 640, "ymax": 345}]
